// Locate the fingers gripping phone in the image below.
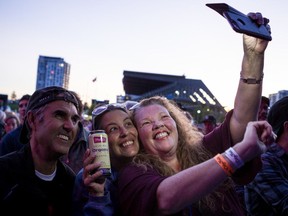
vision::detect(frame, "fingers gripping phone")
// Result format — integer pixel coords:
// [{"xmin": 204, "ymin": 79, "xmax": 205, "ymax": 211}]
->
[{"xmin": 206, "ymin": 3, "xmax": 272, "ymax": 41}]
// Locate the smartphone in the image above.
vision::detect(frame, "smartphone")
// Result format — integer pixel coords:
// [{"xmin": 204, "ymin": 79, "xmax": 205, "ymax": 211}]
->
[{"xmin": 206, "ymin": 3, "xmax": 272, "ymax": 41}]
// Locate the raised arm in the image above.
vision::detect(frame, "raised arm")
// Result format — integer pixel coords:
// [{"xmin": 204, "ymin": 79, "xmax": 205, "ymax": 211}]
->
[
  {"xmin": 157, "ymin": 121, "xmax": 274, "ymax": 214},
  {"xmin": 230, "ymin": 13, "xmax": 270, "ymax": 144}
]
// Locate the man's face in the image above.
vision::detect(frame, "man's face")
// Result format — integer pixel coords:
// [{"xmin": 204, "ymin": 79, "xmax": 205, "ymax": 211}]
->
[
  {"xmin": 258, "ymin": 101, "xmax": 269, "ymax": 121},
  {"xmin": 18, "ymin": 99, "xmax": 29, "ymax": 124},
  {"xmin": 29, "ymin": 100, "xmax": 80, "ymax": 157}
]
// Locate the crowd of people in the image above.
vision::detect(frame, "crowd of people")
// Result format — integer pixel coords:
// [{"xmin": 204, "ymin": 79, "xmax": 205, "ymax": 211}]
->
[
  {"xmin": 0, "ymin": 11, "xmax": 286, "ymax": 216},
  {"xmin": 0, "ymin": 94, "xmax": 30, "ymax": 155}
]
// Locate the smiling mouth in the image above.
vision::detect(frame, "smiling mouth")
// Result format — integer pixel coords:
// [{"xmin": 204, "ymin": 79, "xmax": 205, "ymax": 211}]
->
[
  {"xmin": 154, "ymin": 132, "xmax": 168, "ymax": 139},
  {"xmin": 57, "ymin": 134, "xmax": 69, "ymax": 141},
  {"xmin": 122, "ymin": 140, "xmax": 134, "ymax": 148}
]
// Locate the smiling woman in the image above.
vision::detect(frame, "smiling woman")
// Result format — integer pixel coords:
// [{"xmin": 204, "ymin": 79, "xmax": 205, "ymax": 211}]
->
[
  {"xmin": 72, "ymin": 101, "xmax": 140, "ymax": 215},
  {"xmin": 115, "ymin": 13, "xmax": 272, "ymax": 214},
  {"xmin": 117, "ymin": 95, "xmax": 274, "ymax": 216}
]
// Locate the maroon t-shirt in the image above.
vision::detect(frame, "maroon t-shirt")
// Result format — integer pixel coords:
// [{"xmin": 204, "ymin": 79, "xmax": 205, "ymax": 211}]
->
[{"xmin": 118, "ymin": 111, "xmax": 261, "ymax": 215}]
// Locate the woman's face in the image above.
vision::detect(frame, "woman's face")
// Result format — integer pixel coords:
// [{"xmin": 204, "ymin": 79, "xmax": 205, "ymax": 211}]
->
[
  {"xmin": 5, "ymin": 117, "xmax": 18, "ymax": 133},
  {"xmin": 134, "ymin": 104, "xmax": 178, "ymax": 158},
  {"xmin": 100, "ymin": 109, "xmax": 139, "ymax": 159}
]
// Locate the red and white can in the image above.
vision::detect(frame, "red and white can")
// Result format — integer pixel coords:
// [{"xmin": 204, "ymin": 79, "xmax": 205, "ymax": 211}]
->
[{"xmin": 88, "ymin": 130, "xmax": 111, "ymax": 176}]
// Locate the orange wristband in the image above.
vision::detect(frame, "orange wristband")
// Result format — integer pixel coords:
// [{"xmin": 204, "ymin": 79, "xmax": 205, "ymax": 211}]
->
[{"xmin": 214, "ymin": 154, "xmax": 234, "ymax": 176}]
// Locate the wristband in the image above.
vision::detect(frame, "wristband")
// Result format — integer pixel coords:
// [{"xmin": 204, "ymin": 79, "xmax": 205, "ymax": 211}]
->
[
  {"xmin": 214, "ymin": 154, "xmax": 234, "ymax": 176},
  {"xmin": 225, "ymin": 147, "xmax": 245, "ymax": 169},
  {"xmin": 240, "ymin": 72, "xmax": 263, "ymax": 84}
]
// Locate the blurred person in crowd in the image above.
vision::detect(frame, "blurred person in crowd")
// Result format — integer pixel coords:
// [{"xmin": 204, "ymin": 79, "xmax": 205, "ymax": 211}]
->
[
  {"xmin": 0, "ymin": 86, "xmax": 83, "ymax": 215},
  {"xmin": 0, "ymin": 110, "xmax": 6, "ymax": 123},
  {"xmin": 0, "ymin": 94, "xmax": 30, "ymax": 155},
  {"xmin": 4, "ymin": 112, "xmax": 20, "ymax": 134},
  {"xmin": 201, "ymin": 115, "xmax": 217, "ymax": 135},
  {"xmin": 81, "ymin": 118, "xmax": 92, "ymax": 132},
  {"xmin": 73, "ymin": 102, "xmax": 139, "ymax": 216},
  {"xmin": 0, "ymin": 110, "xmax": 6, "ymax": 141},
  {"xmin": 18, "ymin": 94, "xmax": 31, "ymax": 125},
  {"xmin": 235, "ymin": 95, "xmax": 270, "ymax": 206},
  {"xmin": 116, "ymin": 12, "xmax": 272, "ymax": 216},
  {"xmin": 258, "ymin": 96, "xmax": 270, "ymax": 121},
  {"xmin": 245, "ymin": 96, "xmax": 288, "ymax": 215}
]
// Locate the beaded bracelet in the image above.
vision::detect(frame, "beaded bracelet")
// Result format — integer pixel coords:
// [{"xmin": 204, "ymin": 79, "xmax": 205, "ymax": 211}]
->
[
  {"xmin": 214, "ymin": 154, "xmax": 234, "ymax": 176},
  {"xmin": 224, "ymin": 147, "xmax": 244, "ymax": 169}
]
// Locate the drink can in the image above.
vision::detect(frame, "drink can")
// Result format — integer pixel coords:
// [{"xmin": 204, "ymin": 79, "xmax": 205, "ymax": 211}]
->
[{"xmin": 88, "ymin": 130, "xmax": 111, "ymax": 177}]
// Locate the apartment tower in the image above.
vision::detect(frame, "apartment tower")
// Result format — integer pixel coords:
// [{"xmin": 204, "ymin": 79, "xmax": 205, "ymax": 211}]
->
[{"xmin": 36, "ymin": 55, "xmax": 70, "ymax": 90}]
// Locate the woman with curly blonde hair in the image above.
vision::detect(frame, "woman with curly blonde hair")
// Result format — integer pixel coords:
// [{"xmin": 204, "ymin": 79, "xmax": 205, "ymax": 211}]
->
[
  {"xmin": 117, "ymin": 13, "xmax": 272, "ymax": 216},
  {"xmin": 118, "ymin": 95, "xmax": 274, "ymax": 216}
]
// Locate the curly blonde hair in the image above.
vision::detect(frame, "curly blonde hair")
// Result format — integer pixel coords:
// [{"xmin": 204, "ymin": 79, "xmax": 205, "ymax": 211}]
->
[{"xmin": 131, "ymin": 96, "xmax": 233, "ymax": 214}]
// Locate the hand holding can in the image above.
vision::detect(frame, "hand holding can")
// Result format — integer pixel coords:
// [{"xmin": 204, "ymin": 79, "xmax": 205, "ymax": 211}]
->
[{"xmin": 88, "ymin": 130, "xmax": 111, "ymax": 177}]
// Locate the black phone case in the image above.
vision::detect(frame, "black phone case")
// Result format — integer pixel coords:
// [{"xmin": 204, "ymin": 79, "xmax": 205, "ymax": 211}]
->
[{"xmin": 206, "ymin": 3, "xmax": 272, "ymax": 41}]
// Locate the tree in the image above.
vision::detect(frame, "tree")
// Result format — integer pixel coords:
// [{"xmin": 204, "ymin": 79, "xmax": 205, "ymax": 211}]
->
[{"xmin": 11, "ymin": 91, "xmax": 17, "ymax": 101}]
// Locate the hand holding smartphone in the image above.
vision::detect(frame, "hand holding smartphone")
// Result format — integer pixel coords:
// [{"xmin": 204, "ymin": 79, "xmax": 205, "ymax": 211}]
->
[{"xmin": 206, "ymin": 3, "xmax": 272, "ymax": 41}]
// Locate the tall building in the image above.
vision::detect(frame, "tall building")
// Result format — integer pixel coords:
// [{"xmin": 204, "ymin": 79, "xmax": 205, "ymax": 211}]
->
[
  {"xmin": 36, "ymin": 55, "xmax": 70, "ymax": 90},
  {"xmin": 269, "ymin": 90, "xmax": 288, "ymax": 106}
]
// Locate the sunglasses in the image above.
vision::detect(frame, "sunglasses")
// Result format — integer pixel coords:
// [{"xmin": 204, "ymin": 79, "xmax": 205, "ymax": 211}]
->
[
  {"xmin": 92, "ymin": 103, "xmax": 127, "ymax": 117},
  {"xmin": 124, "ymin": 100, "xmax": 139, "ymax": 110}
]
